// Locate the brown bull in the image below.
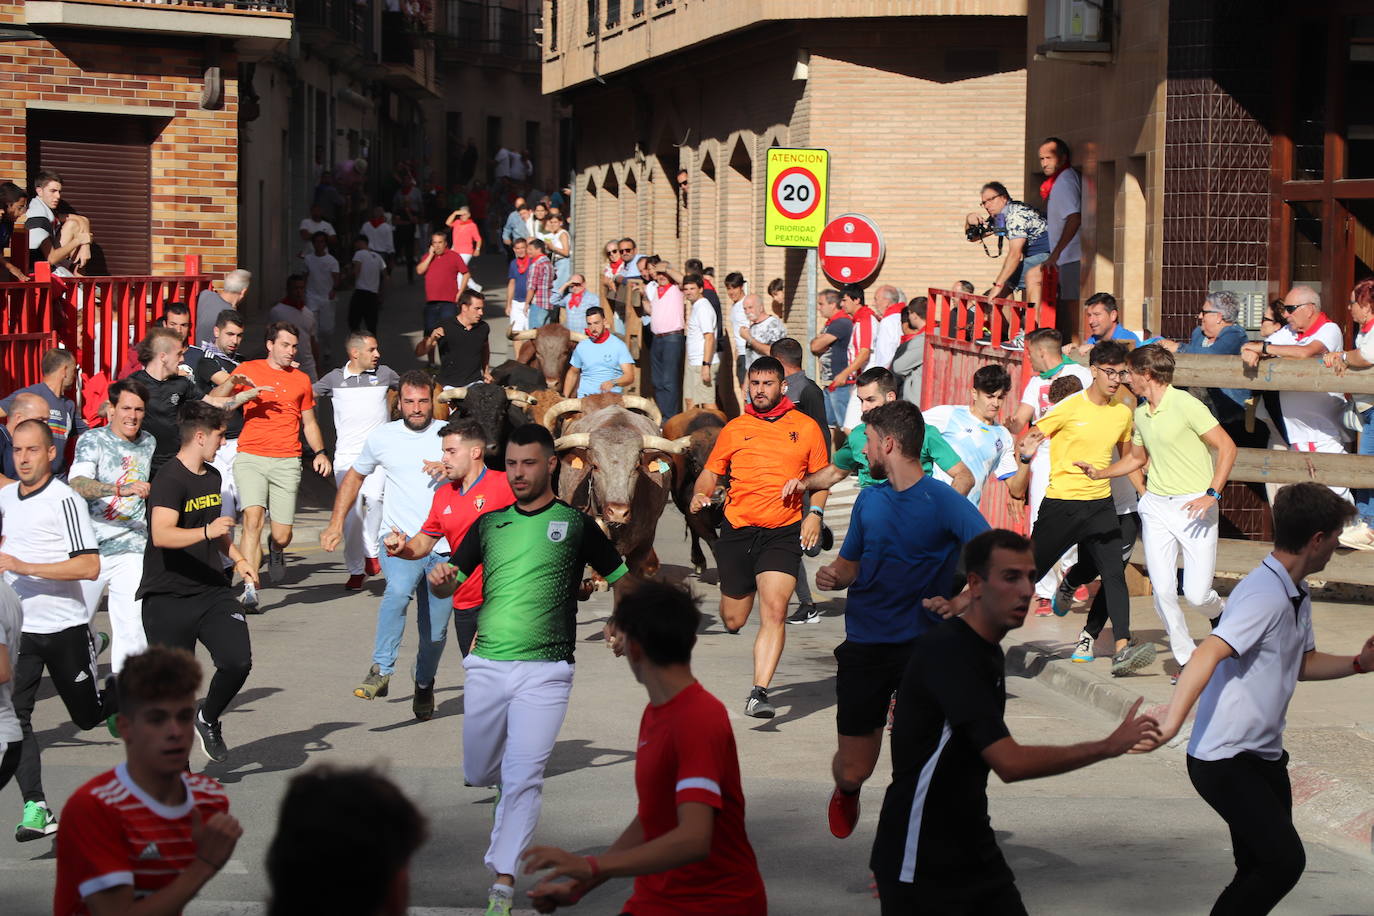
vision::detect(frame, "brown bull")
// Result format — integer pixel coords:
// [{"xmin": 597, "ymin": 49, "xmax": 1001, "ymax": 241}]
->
[
  {"xmin": 509, "ymin": 323, "xmax": 586, "ymax": 390},
  {"xmin": 553, "ymin": 405, "xmax": 689, "ymax": 579},
  {"xmin": 542, "ymin": 392, "xmax": 661, "ymax": 437},
  {"xmin": 663, "ymin": 406, "xmax": 728, "ymax": 575}
]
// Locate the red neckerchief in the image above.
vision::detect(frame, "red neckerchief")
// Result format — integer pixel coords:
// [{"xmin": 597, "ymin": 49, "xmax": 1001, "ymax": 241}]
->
[
  {"xmin": 900, "ymin": 330, "xmax": 922, "ymax": 343},
  {"xmin": 1360, "ymin": 316, "xmax": 1374, "ymax": 336},
  {"xmin": 1040, "ymin": 164, "xmax": 1068, "ymax": 203},
  {"xmin": 704, "ymin": 278, "xmax": 716, "ymax": 291},
  {"xmin": 883, "ymin": 301, "xmax": 906, "ymax": 319},
  {"xmin": 569, "ymin": 291, "xmax": 584, "ymax": 309},
  {"xmin": 745, "ymin": 395, "xmax": 795, "ymax": 420},
  {"xmin": 657, "ymin": 279, "xmax": 672, "ymax": 294},
  {"xmin": 588, "ymin": 327, "xmax": 611, "ymax": 344},
  {"xmin": 825, "ymin": 307, "xmax": 849, "ymax": 327},
  {"xmin": 514, "ymin": 256, "xmax": 530, "ymax": 274},
  {"xmin": 1296, "ymin": 311, "xmax": 1333, "ymax": 342},
  {"xmin": 369, "ymin": 217, "xmax": 386, "ymax": 228},
  {"xmin": 608, "ymin": 258, "xmax": 622, "ymax": 273}
]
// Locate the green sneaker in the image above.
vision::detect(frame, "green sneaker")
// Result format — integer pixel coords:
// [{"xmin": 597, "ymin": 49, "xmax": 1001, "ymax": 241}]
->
[
  {"xmin": 354, "ymin": 664, "xmax": 390, "ymax": 700},
  {"xmin": 106, "ymin": 714, "xmax": 121, "ymax": 739},
  {"xmin": 94, "ymin": 631, "xmax": 110, "ymax": 658},
  {"xmin": 484, "ymin": 888, "xmax": 514, "ymax": 916},
  {"xmin": 16, "ymin": 800, "xmax": 57, "ymax": 842}
]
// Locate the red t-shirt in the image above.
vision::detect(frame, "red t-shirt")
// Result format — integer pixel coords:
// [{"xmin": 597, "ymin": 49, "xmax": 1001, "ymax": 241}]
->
[
  {"xmin": 423, "ymin": 249, "xmax": 468, "ymax": 304},
  {"xmin": 419, "ymin": 468, "xmax": 515, "ymax": 609},
  {"xmin": 54, "ymin": 764, "xmax": 230, "ymax": 915},
  {"xmin": 623, "ymin": 682, "xmax": 767, "ymax": 916},
  {"xmin": 450, "ymin": 219, "xmax": 482, "ymax": 256},
  {"xmin": 846, "ymin": 304, "xmax": 877, "ymax": 366}
]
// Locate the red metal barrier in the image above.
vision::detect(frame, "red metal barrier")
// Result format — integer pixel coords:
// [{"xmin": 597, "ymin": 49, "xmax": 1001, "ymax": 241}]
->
[{"xmin": 921, "ymin": 288, "xmax": 1057, "ymax": 533}]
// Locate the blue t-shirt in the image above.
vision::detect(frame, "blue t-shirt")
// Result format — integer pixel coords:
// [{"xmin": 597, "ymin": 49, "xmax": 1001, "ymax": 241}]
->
[
  {"xmin": 351, "ymin": 418, "xmax": 448, "ymax": 549},
  {"xmin": 825, "ymin": 315, "xmax": 853, "ymax": 383},
  {"xmin": 1179, "ymin": 323, "xmax": 1249, "ymax": 419},
  {"xmin": 1085, "ymin": 324, "xmax": 1141, "ymax": 346},
  {"xmin": 508, "ymin": 258, "xmax": 530, "ymax": 301},
  {"xmin": 571, "ymin": 336, "xmax": 634, "ymax": 396},
  {"xmin": 839, "ymin": 476, "xmax": 990, "ymax": 644}
]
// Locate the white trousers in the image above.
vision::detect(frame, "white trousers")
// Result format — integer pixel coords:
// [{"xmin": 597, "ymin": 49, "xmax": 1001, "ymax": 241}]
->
[
  {"xmin": 461, "ymin": 655, "xmax": 574, "ymax": 877},
  {"xmin": 1138, "ymin": 491, "xmax": 1222, "ymax": 666},
  {"xmin": 80, "ymin": 553, "xmax": 146, "ymax": 673},
  {"xmin": 212, "ymin": 437, "xmax": 240, "ymax": 520},
  {"xmin": 335, "ymin": 463, "xmax": 384, "ymax": 574}
]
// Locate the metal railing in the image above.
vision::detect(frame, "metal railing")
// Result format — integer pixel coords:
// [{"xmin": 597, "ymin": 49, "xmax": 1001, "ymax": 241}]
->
[
  {"xmin": 296, "ymin": 0, "xmax": 367, "ymax": 44},
  {"xmin": 100, "ymin": 0, "xmax": 293, "ymax": 11},
  {"xmin": 439, "ymin": 0, "xmax": 539, "ymax": 61}
]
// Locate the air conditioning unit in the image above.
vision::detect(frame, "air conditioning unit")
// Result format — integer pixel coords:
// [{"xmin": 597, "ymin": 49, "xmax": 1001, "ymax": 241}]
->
[{"xmin": 1038, "ymin": 0, "xmax": 1111, "ymax": 61}]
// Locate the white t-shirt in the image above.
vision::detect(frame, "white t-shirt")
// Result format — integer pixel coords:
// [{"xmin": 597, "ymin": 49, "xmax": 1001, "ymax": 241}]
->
[
  {"xmin": 360, "ymin": 220, "xmax": 395, "ymax": 254},
  {"xmin": 872, "ymin": 311, "xmax": 904, "ymax": 369},
  {"xmin": 1021, "ymin": 362, "xmax": 1094, "ymax": 516},
  {"xmin": 1189, "ymin": 556, "xmax": 1314, "ymax": 762},
  {"xmin": 1046, "ymin": 168, "xmax": 1082, "ymax": 264},
  {"xmin": 1268, "ymin": 317, "xmax": 1346, "ymax": 448},
  {"xmin": 313, "ymin": 365, "xmax": 400, "ymax": 467},
  {"xmin": 729, "ymin": 299, "xmax": 748, "ymax": 360},
  {"xmin": 0, "ymin": 580, "xmax": 22, "ymax": 742},
  {"xmin": 924, "ymin": 404, "xmax": 1017, "ymax": 507},
  {"xmin": 267, "ymin": 302, "xmax": 319, "ymax": 380},
  {"xmin": 686, "ymin": 298, "xmax": 720, "ymax": 367},
  {"xmin": 352, "ymin": 249, "xmax": 386, "ymax": 294},
  {"xmin": 351, "ymin": 419, "xmax": 448, "ymax": 547},
  {"xmin": 0, "ymin": 478, "xmax": 99, "ymax": 634},
  {"xmin": 300, "ymin": 217, "xmax": 336, "ymax": 240},
  {"xmin": 303, "ymin": 252, "xmax": 340, "ymax": 305}
]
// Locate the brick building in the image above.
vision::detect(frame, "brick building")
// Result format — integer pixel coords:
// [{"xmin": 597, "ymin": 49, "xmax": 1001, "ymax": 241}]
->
[
  {"xmin": 0, "ymin": 0, "xmax": 290, "ymax": 278},
  {"xmin": 543, "ymin": 0, "xmax": 1028, "ymax": 340}
]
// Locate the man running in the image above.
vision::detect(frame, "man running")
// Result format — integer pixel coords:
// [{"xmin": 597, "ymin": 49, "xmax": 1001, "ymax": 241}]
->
[
  {"xmin": 1075, "ymin": 345, "xmax": 1237, "ymax": 675},
  {"xmin": 1136, "ymin": 483, "xmax": 1374, "ymax": 915},
  {"xmin": 522, "ymin": 582, "xmax": 767, "ymax": 915},
  {"xmin": 3, "ymin": 420, "xmax": 113, "ymax": 843},
  {"xmin": 428, "ymin": 423, "xmax": 628, "ymax": 916},
  {"xmin": 374, "ymin": 418, "xmax": 514, "ymax": 718},
  {"xmin": 321, "ymin": 372, "xmax": 446, "ymax": 716},
  {"xmin": 814, "ymin": 401, "xmax": 988, "ymax": 840},
  {"xmin": 690, "ymin": 356, "xmax": 831, "ymax": 719},
  {"xmin": 924, "ymin": 365, "xmax": 1024, "ymax": 507},
  {"xmin": 871, "ymin": 529, "xmax": 1161, "ymax": 913},
  {"xmin": 233, "ymin": 322, "xmax": 332, "ymax": 608},
  {"xmin": 54, "ymin": 647, "xmax": 242, "ymax": 913},
  {"xmin": 139, "ymin": 401, "xmax": 258, "ymax": 762},
  {"xmin": 314, "ymin": 333, "xmax": 399, "ymax": 590},
  {"xmin": 70, "ymin": 378, "xmax": 156, "ymax": 673}
]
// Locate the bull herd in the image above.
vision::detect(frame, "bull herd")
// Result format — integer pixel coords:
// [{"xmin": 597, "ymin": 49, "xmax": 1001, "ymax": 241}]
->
[{"xmin": 433, "ymin": 322, "xmax": 733, "ymax": 578}]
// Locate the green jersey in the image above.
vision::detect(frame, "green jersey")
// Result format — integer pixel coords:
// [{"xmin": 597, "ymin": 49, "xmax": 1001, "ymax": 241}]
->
[
  {"xmin": 834, "ymin": 421, "xmax": 964, "ymax": 487},
  {"xmin": 450, "ymin": 499, "xmax": 627, "ymax": 662}
]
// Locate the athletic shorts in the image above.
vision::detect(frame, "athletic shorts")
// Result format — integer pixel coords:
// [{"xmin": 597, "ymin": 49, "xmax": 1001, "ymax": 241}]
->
[
  {"xmin": 834, "ymin": 639, "xmax": 916, "ymax": 736},
  {"xmin": 234, "ymin": 452, "xmax": 303, "ymax": 524},
  {"xmin": 715, "ymin": 519, "xmax": 802, "ymax": 598}
]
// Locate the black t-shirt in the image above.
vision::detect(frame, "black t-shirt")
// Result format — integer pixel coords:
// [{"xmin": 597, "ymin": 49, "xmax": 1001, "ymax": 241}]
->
[
  {"xmin": 870, "ymin": 618, "xmax": 1013, "ymax": 889},
  {"xmin": 131, "ymin": 370, "xmax": 204, "ymax": 475},
  {"xmin": 193, "ymin": 353, "xmax": 245, "ymax": 439},
  {"xmin": 437, "ymin": 318, "xmax": 490, "ymax": 388},
  {"xmin": 785, "ymin": 370, "xmax": 831, "ymax": 458},
  {"xmin": 138, "ymin": 457, "xmax": 230, "ymax": 598}
]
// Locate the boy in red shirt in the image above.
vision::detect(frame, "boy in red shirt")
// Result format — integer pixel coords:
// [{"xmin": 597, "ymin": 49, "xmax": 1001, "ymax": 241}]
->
[
  {"xmin": 54, "ymin": 647, "xmax": 241, "ymax": 914},
  {"xmin": 522, "ymin": 581, "xmax": 767, "ymax": 915}
]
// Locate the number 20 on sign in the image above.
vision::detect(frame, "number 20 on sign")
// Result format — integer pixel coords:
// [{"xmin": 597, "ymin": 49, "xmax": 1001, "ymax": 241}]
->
[{"xmin": 765, "ymin": 148, "xmax": 829, "ymax": 248}]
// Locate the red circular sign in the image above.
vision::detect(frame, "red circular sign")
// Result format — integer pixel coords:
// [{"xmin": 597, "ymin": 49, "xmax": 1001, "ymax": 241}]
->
[
  {"xmin": 770, "ymin": 167, "xmax": 822, "ymax": 220},
  {"xmin": 818, "ymin": 213, "xmax": 885, "ymax": 284}
]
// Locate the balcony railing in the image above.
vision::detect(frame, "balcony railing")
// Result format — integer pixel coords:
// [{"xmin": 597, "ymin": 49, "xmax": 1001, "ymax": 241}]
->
[
  {"xmin": 25, "ymin": 0, "xmax": 294, "ymax": 41},
  {"xmin": 439, "ymin": 0, "xmax": 539, "ymax": 63},
  {"xmin": 297, "ymin": 0, "xmax": 369, "ymax": 46},
  {"xmin": 100, "ymin": 0, "xmax": 291, "ymax": 9}
]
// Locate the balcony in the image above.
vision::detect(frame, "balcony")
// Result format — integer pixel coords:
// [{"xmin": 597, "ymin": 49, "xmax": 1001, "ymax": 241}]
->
[
  {"xmin": 437, "ymin": 0, "xmax": 540, "ymax": 72},
  {"xmin": 24, "ymin": 0, "xmax": 293, "ymax": 48},
  {"xmin": 296, "ymin": 0, "xmax": 374, "ymax": 66}
]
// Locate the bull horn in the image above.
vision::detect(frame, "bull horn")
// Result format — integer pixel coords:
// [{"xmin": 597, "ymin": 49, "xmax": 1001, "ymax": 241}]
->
[
  {"xmin": 642, "ymin": 434, "xmax": 692, "ymax": 454},
  {"xmin": 621, "ymin": 395, "xmax": 661, "ymax": 425},
  {"xmin": 555, "ymin": 433, "xmax": 591, "ymax": 450},
  {"xmin": 437, "ymin": 387, "xmax": 468, "ymax": 402},
  {"xmin": 508, "ymin": 329, "xmax": 538, "ymax": 341},
  {"xmin": 504, "ymin": 387, "xmax": 536, "ymax": 405},
  {"xmin": 569, "ymin": 331, "xmax": 588, "ymax": 342},
  {"xmin": 542, "ymin": 398, "xmax": 584, "ymax": 431}
]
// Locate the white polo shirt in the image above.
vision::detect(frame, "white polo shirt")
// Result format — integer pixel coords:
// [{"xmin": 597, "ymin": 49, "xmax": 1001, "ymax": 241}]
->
[
  {"xmin": 1268, "ymin": 315, "xmax": 1345, "ymax": 448},
  {"xmin": 686, "ymin": 297, "xmax": 720, "ymax": 367},
  {"xmin": 314, "ymin": 364, "xmax": 400, "ymax": 467},
  {"xmin": 0, "ymin": 478, "xmax": 99, "ymax": 634},
  {"xmin": 1188, "ymin": 555, "xmax": 1314, "ymax": 762}
]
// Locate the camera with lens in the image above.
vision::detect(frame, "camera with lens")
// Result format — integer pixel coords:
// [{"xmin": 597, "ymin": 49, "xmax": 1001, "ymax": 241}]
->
[{"xmin": 965, "ymin": 218, "xmax": 999, "ymax": 242}]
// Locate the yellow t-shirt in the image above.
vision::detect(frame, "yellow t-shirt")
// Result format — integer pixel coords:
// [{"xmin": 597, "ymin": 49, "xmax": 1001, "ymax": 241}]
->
[
  {"xmin": 1132, "ymin": 385, "xmax": 1219, "ymax": 496},
  {"xmin": 1035, "ymin": 391, "xmax": 1133, "ymax": 501}
]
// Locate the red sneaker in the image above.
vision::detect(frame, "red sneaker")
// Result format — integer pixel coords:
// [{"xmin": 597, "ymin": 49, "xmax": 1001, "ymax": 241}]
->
[
  {"xmin": 828, "ymin": 786, "xmax": 860, "ymax": 839},
  {"xmin": 345, "ymin": 574, "xmax": 366, "ymax": 590},
  {"xmin": 1074, "ymin": 585, "xmax": 1090, "ymax": 602},
  {"xmin": 364, "ymin": 556, "xmax": 382, "ymax": 577},
  {"xmin": 1034, "ymin": 597, "xmax": 1053, "ymax": 617}
]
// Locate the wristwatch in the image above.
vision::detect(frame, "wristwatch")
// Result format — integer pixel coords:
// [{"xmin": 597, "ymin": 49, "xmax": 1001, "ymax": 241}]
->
[
  {"xmin": 1206, "ymin": 487, "xmax": 1222, "ymax": 501},
  {"xmin": 1261, "ymin": 341, "xmax": 1269, "ymax": 356}
]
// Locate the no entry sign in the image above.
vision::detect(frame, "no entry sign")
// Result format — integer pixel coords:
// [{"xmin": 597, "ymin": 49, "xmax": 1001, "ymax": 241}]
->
[
  {"xmin": 764, "ymin": 148, "xmax": 829, "ymax": 248},
  {"xmin": 819, "ymin": 213, "xmax": 884, "ymax": 284}
]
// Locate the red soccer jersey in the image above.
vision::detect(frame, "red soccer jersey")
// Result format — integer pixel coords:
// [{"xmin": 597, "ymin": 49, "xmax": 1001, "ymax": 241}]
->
[
  {"xmin": 847, "ymin": 304, "xmax": 877, "ymax": 366},
  {"xmin": 623, "ymin": 682, "xmax": 767, "ymax": 916},
  {"xmin": 419, "ymin": 468, "xmax": 515, "ymax": 609},
  {"xmin": 54, "ymin": 764, "xmax": 230, "ymax": 915}
]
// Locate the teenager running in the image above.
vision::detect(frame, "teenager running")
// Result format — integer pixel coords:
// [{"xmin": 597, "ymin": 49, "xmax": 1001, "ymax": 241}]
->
[
  {"xmin": 1, "ymin": 419, "xmax": 112, "ymax": 843},
  {"xmin": 1135, "ymin": 483, "xmax": 1374, "ymax": 915},
  {"xmin": 924, "ymin": 364, "xmax": 1023, "ymax": 508},
  {"xmin": 690, "ymin": 357, "xmax": 831, "ymax": 719},
  {"xmin": 522, "ymin": 581, "xmax": 767, "ymax": 915},
  {"xmin": 54, "ymin": 647, "xmax": 242, "ymax": 913},
  {"xmin": 191, "ymin": 309, "xmax": 249, "ymax": 557},
  {"xmin": 428, "ymin": 423, "xmax": 628, "ymax": 916},
  {"xmin": 871, "ymin": 529, "xmax": 1161, "ymax": 913},
  {"xmin": 814, "ymin": 400, "xmax": 988, "ymax": 840},
  {"xmin": 139, "ymin": 401, "xmax": 258, "ymax": 762}
]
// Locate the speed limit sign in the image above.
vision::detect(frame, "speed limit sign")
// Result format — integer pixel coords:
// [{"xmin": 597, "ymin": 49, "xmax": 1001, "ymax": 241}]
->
[{"xmin": 765, "ymin": 148, "xmax": 829, "ymax": 247}]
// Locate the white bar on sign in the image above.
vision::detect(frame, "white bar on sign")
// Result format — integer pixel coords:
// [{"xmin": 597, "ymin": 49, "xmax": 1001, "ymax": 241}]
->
[{"xmin": 824, "ymin": 241, "xmax": 872, "ymax": 258}]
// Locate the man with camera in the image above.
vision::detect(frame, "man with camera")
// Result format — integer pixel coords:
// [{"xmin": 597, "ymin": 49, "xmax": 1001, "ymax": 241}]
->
[{"xmin": 965, "ymin": 182, "xmax": 1050, "ymax": 350}]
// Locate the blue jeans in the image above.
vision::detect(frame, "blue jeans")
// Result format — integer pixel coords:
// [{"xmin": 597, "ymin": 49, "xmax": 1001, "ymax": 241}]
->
[
  {"xmin": 824, "ymin": 384, "xmax": 852, "ymax": 428},
  {"xmin": 527, "ymin": 303, "xmax": 549, "ymax": 328},
  {"xmin": 424, "ymin": 300, "xmax": 457, "ymax": 336},
  {"xmin": 650, "ymin": 332, "xmax": 685, "ymax": 418},
  {"xmin": 373, "ymin": 550, "xmax": 448, "ymax": 680},
  {"xmin": 1357, "ymin": 406, "xmax": 1374, "ymax": 524}
]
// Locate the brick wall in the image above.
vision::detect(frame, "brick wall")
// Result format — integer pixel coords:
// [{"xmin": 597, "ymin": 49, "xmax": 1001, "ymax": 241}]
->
[{"xmin": 0, "ymin": 8, "xmax": 239, "ymax": 277}]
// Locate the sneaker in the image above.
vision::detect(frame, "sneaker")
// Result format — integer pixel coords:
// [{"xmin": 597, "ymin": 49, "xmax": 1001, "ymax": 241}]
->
[
  {"xmin": 1110, "ymin": 640, "xmax": 1157, "ymax": 677},
  {"xmin": 268, "ymin": 542, "xmax": 286, "ymax": 583},
  {"xmin": 485, "ymin": 886, "xmax": 514, "ymax": 916},
  {"xmin": 1338, "ymin": 520, "xmax": 1374, "ymax": 550},
  {"xmin": 94, "ymin": 631, "xmax": 110, "ymax": 658},
  {"xmin": 239, "ymin": 581, "xmax": 260, "ymax": 612},
  {"xmin": 194, "ymin": 705, "xmax": 229, "ymax": 763},
  {"xmin": 1053, "ymin": 578, "xmax": 1076, "ymax": 616},
  {"xmin": 413, "ymin": 682, "xmax": 435, "ymax": 721},
  {"xmin": 1070, "ymin": 630, "xmax": 1094, "ymax": 663},
  {"xmin": 364, "ymin": 556, "xmax": 382, "ymax": 576},
  {"xmin": 1170, "ymin": 664, "xmax": 1186, "ymax": 686},
  {"xmin": 787, "ymin": 603, "xmax": 820, "ymax": 625},
  {"xmin": 828, "ymin": 786, "xmax": 860, "ymax": 839},
  {"xmin": 15, "ymin": 800, "xmax": 57, "ymax": 842},
  {"xmin": 345, "ymin": 574, "xmax": 366, "ymax": 590},
  {"xmin": 1000, "ymin": 332, "xmax": 1025, "ymax": 351},
  {"xmin": 743, "ymin": 686, "xmax": 775, "ymax": 719},
  {"xmin": 1033, "ymin": 597, "xmax": 1053, "ymax": 617},
  {"xmin": 1074, "ymin": 585, "xmax": 1090, "ymax": 602},
  {"xmin": 354, "ymin": 664, "xmax": 391, "ymax": 700},
  {"xmin": 106, "ymin": 713, "xmax": 120, "ymax": 739}
]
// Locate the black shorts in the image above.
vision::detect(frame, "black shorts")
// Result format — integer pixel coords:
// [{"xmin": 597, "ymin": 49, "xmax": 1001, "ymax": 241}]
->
[
  {"xmin": 715, "ymin": 519, "xmax": 802, "ymax": 598},
  {"xmin": 835, "ymin": 639, "xmax": 916, "ymax": 736}
]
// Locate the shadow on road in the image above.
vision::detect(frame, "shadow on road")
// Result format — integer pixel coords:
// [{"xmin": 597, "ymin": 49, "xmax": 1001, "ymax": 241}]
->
[{"xmin": 203, "ymin": 720, "xmax": 361, "ymax": 784}]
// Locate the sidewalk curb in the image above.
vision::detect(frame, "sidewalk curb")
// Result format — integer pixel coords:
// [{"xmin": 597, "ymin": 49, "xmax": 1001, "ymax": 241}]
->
[{"xmin": 1004, "ymin": 634, "xmax": 1374, "ymax": 860}]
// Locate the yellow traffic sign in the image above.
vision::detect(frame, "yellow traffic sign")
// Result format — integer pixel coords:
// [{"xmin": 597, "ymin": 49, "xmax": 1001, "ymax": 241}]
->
[{"xmin": 764, "ymin": 148, "xmax": 829, "ymax": 248}]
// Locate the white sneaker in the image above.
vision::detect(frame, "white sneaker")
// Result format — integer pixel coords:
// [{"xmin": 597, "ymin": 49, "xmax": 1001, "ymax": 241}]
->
[{"xmin": 1338, "ymin": 520, "xmax": 1374, "ymax": 551}]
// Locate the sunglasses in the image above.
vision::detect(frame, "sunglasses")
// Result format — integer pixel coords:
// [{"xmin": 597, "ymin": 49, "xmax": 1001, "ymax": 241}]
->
[
  {"xmin": 1197, "ymin": 309, "xmax": 1223, "ymax": 317},
  {"xmin": 1281, "ymin": 302, "xmax": 1315, "ymax": 314},
  {"xmin": 619, "ymin": 247, "xmax": 634, "ymax": 253}
]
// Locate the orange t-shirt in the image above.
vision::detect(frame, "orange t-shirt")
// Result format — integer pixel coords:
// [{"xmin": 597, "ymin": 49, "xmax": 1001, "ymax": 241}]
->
[
  {"xmin": 705, "ymin": 409, "xmax": 829, "ymax": 529},
  {"xmin": 235, "ymin": 359, "xmax": 316, "ymax": 458}
]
